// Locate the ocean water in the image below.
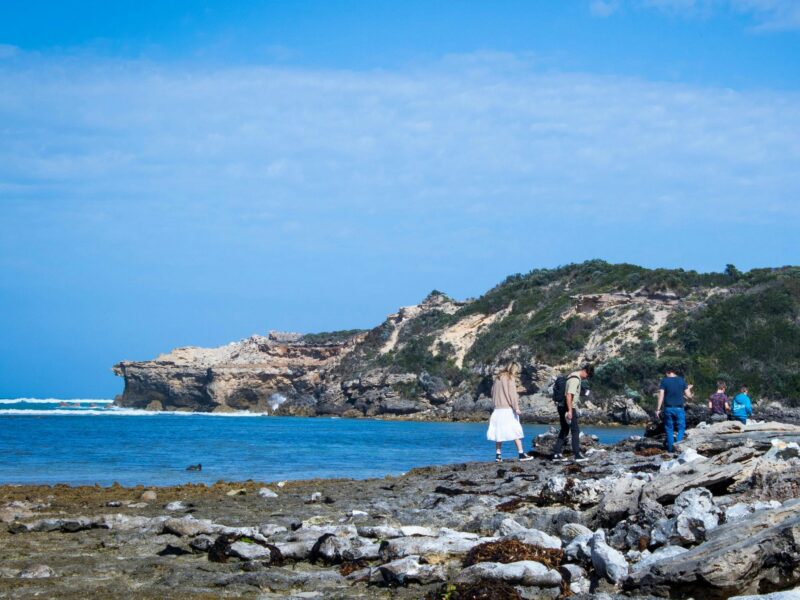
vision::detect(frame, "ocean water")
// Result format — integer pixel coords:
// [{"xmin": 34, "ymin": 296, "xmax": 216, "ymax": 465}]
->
[{"xmin": 0, "ymin": 399, "xmax": 642, "ymax": 486}]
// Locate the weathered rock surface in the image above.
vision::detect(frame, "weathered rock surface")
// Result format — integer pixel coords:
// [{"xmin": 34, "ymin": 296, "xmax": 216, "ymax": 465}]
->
[{"xmin": 626, "ymin": 499, "xmax": 800, "ymax": 598}]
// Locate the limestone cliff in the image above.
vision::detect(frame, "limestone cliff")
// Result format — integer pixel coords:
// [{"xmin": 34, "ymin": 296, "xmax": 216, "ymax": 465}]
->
[{"xmin": 114, "ymin": 260, "xmax": 800, "ymax": 421}]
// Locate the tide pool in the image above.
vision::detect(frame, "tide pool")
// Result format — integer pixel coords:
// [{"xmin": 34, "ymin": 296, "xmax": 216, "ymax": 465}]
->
[{"xmin": 0, "ymin": 400, "xmax": 642, "ymax": 486}]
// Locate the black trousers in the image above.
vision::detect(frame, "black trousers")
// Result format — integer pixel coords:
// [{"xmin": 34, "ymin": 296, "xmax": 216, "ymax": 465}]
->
[{"xmin": 553, "ymin": 405, "xmax": 581, "ymax": 456}]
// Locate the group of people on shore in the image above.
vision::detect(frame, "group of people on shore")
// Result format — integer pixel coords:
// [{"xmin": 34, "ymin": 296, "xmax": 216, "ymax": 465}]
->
[{"xmin": 487, "ymin": 362, "xmax": 754, "ymax": 461}]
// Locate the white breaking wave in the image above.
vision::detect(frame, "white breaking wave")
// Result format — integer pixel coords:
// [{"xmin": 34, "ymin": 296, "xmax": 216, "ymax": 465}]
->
[
  {"xmin": 0, "ymin": 398, "xmax": 114, "ymax": 405},
  {"xmin": 268, "ymin": 393, "xmax": 287, "ymax": 412},
  {"xmin": 0, "ymin": 403, "xmax": 270, "ymax": 417}
]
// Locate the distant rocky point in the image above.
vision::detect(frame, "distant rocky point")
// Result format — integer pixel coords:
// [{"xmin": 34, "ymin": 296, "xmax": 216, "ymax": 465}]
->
[{"xmin": 113, "ymin": 260, "xmax": 800, "ymax": 423}]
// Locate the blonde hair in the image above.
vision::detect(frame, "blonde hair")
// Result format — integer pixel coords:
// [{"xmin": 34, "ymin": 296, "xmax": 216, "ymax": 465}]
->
[{"xmin": 498, "ymin": 362, "xmax": 520, "ymax": 378}]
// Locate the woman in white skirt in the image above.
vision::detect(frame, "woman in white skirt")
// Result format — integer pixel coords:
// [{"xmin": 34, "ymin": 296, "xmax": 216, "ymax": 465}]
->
[{"xmin": 487, "ymin": 364, "xmax": 532, "ymax": 462}]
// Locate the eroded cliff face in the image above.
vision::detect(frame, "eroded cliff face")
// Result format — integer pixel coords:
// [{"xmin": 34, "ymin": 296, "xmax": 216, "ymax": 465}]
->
[{"xmin": 113, "ymin": 332, "xmax": 364, "ymax": 414}]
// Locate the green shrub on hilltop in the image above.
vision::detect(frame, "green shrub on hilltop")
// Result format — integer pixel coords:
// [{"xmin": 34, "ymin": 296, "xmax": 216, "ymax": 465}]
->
[
  {"xmin": 302, "ymin": 329, "xmax": 368, "ymax": 344},
  {"xmin": 378, "ymin": 334, "xmax": 468, "ymax": 385}
]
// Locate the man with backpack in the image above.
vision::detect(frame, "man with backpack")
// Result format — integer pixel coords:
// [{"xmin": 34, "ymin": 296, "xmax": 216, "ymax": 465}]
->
[{"xmin": 551, "ymin": 363, "xmax": 595, "ymax": 462}]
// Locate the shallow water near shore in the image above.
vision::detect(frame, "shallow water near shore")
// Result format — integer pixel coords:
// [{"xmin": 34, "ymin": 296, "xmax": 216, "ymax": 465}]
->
[{"xmin": 0, "ymin": 399, "xmax": 641, "ymax": 486}]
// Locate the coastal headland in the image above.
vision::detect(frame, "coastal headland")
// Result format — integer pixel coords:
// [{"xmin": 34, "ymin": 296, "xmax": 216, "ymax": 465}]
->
[
  {"xmin": 113, "ymin": 261, "xmax": 800, "ymax": 425},
  {"xmin": 2, "ymin": 420, "xmax": 800, "ymax": 599}
]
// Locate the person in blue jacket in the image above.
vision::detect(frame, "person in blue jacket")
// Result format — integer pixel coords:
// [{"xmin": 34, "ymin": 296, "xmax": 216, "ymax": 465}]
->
[{"xmin": 731, "ymin": 385, "xmax": 753, "ymax": 425}]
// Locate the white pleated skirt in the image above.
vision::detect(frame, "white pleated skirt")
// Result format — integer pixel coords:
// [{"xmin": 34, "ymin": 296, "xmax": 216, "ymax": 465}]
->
[{"xmin": 486, "ymin": 408, "xmax": 524, "ymax": 442}]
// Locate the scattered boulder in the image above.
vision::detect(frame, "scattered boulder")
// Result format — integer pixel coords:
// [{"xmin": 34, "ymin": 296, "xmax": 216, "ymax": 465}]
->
[
  {"xmin": 630, "ymin": 545, "xmax": 688, "ymax": 575},
  {"xmin": 455, "ymin": 560, "xmax": 562, "ymax": 588},
  {"xmin": 625, "ymin": 499, "xmax": 800, "ymax": 597},
  {"xmin": 190, "ymin": 535, "xmax": 214, "ymax": 553},
  {"xmin": 560, "ymin": 522, "xmax": 592, "ymax": 543},
  {"xmin": 208, "ymin": 534, "xmax": 283, "ymax": 565},
  {"xmin": 376, "ymin": 555, "xmax": 446, "ymax": 586},
  {"xmin": 560, "ymin": 563, "xmax": 589, "ymax": 595},
  {"xmin": 565, "ymin": 532, "xmax": 593, "ymax": 563},
  {"xmin": 258, "ymin": 488, "xmax": 278, "ymax": 498},
  {"xmin": 590, "ymin": 530, "xmax": 629, "ymax": 584},
  {"xmin": 724, "ymin": 500, "xmax": 782, "ymax": 523},
  {"xmin": 765, "ymin": 439, "xmax": 800, "ymax": 461},
  {"xmin": 19, "ymin": 565, "xmax": 54, "ymax": 579},
  {"xmin": 651, "ymin": 487, "xmax": 720, "ymax": 547},
  {"xmin": 140, "ymin": 490, "xmax": 157, "ymax": 502}
]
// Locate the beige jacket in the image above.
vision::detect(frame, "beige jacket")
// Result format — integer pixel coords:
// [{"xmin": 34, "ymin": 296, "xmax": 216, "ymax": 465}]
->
[{"xmin": 492, "ymin": 375, "xmax": 521, "ymax": 413}]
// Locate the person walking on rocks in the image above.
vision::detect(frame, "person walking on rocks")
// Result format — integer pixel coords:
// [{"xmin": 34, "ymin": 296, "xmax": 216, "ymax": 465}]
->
[
  {"xmin": 731, "ymin": 385, "xmax": 753, "ymax": 425},
  {"xmin": 487, "ymin": 363, "xmax": 532, "ymax": 463},
  {"xmin": 552, "ymin": 363, "xmax": 594, "ymax": 462},
  {"xmin": 656, "ymin": 367, "xmax": 693, "ymax": 453},
  {"xmin": 708, "ymin": 381, "xmax": 730, "ymax": 423}
]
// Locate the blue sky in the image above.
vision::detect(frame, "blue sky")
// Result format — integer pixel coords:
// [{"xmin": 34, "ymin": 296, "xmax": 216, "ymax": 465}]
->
[{"xmin": 1, "ymin": 0, "xmax": 799, "ymax": 397}]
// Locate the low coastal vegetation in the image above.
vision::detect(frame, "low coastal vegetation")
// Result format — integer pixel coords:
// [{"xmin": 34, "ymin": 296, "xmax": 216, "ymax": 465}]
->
[{"xmin": 362, "ymin": 260, "xmax": 800, "ymax": 403}]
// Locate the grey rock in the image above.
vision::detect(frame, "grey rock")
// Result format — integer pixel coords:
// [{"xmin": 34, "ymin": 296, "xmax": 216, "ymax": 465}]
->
[
  {"xmin": 19, "ymin": 565, "xmax": 54, "ymax": 579},
  {"xmin": 730, "ymin": 589, "xmax": 800, "ymax": 600},
  {"xmin": 626, "ymin": 499, "xmax": 800, "ymax": 597},
  {"xmin": 380, "ymin": 532, "xmax": 493, "ymax": 560},
  {"xmin": 642, "ymin": 446, "xmax": 758, "ymax": 504},
  {"xmin": 565, "ymin": 533, "xmax": 593, "ymax": 563},
  {"xmin": 228, "ymin": 541, "xmax": 273, "ymax": 561},
  {"xmin": 312, "ymin": 533, "xmax": 379, "ymax": 564},
  {"xmin": 560, "ymin": 563, "xmax": 590, "ymax": 595},
  {"xmin": 651, "ymin": 487, "xmax": 720, "ymax": 546},
  {"xmin": 597, "ymin": 475, "xmax": 646, "ymax": 523},
  {"xmin": 163, "ymin": 516, "xmax": 219, "ymax": 537},
  {"xmin": 275, "ymin": 540, "xmax": 314, "ymax": 560},
  {"xmin": 631, "ymin": 545, "xmax": 688, "ymax": 575},
  {"xmin": 561, "ymin": 522, "xmax": 592, "ymax": 542},
  {"xmin": 502, "ymin": 528, "xmax": 562, "ymax": 550},
  {"xmin": 765, "ymin": 440, "xmax": 800, "ymax": 461},
  {"xmin": 259, "ymin": 523, "xmax": 288, "ymax": 537},
  {"xmin": 658, "ymin": 447, "xmax": 705, "ymax": 473},
  {"xmin": 376, "ymin": 555, "xmax": 446, "ymax": 585},
  {"xmin": 190, "ymin": 535, "xmax": 214, "ymax": 553},
  {"xmin": 725, "ymin": 500, "xmax": 782, "ymax": 523},
  {"xmin": 456, "ymin": 560, "xmax": 562, "ymax": 588},
  {"xmin": 590, "ymin": 530, "xmax": 629, "ymax": 584},
  {"xmin": 356, "ymin": 524, "xmax": 404, "ymax": 539}
]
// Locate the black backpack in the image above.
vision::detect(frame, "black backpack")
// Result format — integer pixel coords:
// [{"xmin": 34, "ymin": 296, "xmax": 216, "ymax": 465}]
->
[{"xmin": 552, "ymin": 374, "xmax": 580, "ymax": 408}]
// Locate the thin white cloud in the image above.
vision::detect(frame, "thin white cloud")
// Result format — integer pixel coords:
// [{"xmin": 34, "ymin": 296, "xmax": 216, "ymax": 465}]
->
[
  {"xmin": 592, "ymin": 0, "xmax": 800, "ymax": 30},
  {"xmin": 590, "ymin": 0, "xmax": 622, "ymax": 17},
  {"xmin": 0, "ymin": 44, "xmax": 20, "ymax": 59},
  {"xmin": 0, "ymin": 53, "xmax": 798, "ymax": 261}
]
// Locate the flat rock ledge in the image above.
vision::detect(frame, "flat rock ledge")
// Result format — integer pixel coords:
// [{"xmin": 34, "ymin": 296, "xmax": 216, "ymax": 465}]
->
[{"xmin": 2, "ymin": 420, "xmax": 800, "ymax": 599}]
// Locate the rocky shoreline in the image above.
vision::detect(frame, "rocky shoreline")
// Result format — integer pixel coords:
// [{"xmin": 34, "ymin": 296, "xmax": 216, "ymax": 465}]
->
[{"xmin": 2, "ymin": 420, "xmax": 800, "ymax": 599}]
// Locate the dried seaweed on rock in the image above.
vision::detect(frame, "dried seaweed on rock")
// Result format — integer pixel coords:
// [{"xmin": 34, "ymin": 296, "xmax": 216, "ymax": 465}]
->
[
  {"xmin": 425, "ymin": 581, "xmax": 523, "ymax": 600},
  {"xmin": 463, "ymin": 539, "xmax": 564, "ymax": 569},
  {"xmin": 635, "ymin": 447, "xmax": 668, "ymax": 457},
  {"xmin": 339, "ymin": 559, "xmax": 368, "ymax": 576},
  {"xmin": 496, "ymin": 497, "xmax": 527, "ymax": 512}
]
